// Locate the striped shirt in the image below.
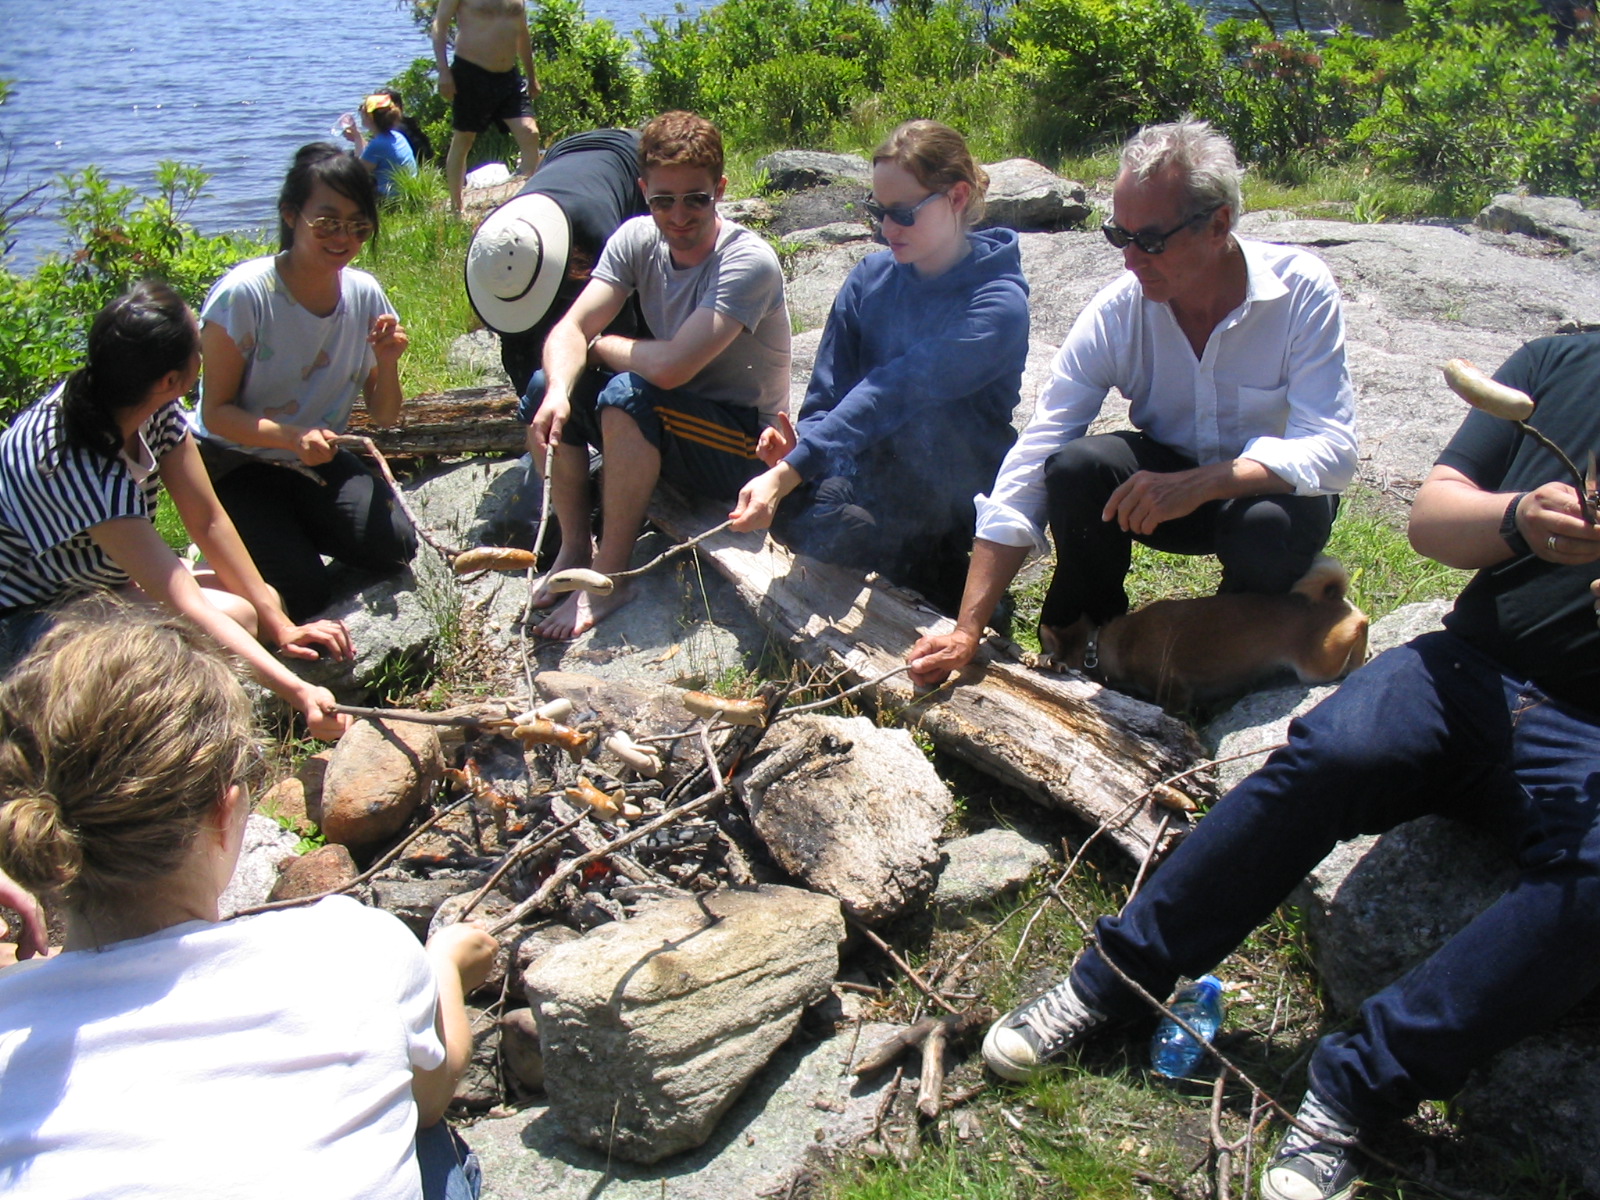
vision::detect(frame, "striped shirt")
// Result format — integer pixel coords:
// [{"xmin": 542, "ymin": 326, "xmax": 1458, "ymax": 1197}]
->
[{"xmin": 0, "ymin": 388, "xmax": 189, "ymax": 610}]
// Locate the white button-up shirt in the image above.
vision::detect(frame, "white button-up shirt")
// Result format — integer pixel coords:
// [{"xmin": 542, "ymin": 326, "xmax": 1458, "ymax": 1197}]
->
[{"xmin": 975, "ymin": 239, "xmax": 1358, "ymax": 552}]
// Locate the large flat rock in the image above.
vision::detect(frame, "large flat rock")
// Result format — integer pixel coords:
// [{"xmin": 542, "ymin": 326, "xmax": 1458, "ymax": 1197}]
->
[{"xmin": 471, "ymin": 1023, "xmax": 906, "ymax": 1199}]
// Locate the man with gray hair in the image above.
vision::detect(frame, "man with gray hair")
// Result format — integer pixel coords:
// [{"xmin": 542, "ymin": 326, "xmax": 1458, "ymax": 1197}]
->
[{"xmin": 908, "ymin": 117, "xmax": 1357, "ymax": 686}]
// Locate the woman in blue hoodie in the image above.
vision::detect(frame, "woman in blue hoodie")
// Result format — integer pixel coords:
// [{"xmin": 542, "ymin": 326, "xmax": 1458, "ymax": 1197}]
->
[{"xmin": 729, "ymin": 120, "xmax": 1029, "ymax": 613}]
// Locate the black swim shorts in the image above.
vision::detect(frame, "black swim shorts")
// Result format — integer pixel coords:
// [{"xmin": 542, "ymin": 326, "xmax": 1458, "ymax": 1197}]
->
[{"xmin": 450, "ymin": 56, "xmax": 535, "ymax": 134}]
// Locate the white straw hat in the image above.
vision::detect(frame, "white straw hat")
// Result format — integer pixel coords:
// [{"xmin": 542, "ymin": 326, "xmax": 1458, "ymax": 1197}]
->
[{"xmin": 464, "ymin": 192, "xmax": 571, "ymax": 334}]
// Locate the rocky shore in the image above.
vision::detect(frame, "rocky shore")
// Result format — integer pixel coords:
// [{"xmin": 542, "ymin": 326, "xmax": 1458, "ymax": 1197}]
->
[{"xmin": 227, "ymin": 157, "xmax": 1600, "ymax": 1196}]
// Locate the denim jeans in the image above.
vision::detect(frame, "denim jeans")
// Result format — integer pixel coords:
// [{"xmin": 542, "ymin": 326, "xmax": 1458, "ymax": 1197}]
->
[
  {"xmin": 415, "ymin": 1121, "xmax": 481, "ymax": 1200},
  {"xmin": 1069, "ymin": 630, "xmax": 1600, "ymax": 1127}
]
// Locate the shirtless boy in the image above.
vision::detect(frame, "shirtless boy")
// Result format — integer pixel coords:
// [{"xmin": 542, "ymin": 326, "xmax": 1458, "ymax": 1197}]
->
[{"xmin": 433, "ymin": 0, "xmax": 543, "ymax": 213}]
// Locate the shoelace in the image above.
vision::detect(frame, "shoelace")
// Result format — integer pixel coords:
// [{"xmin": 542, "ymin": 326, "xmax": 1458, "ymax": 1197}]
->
[
  {"xmin": 1018, "ymin": 986, "xmax": 1091, "ymax": 1050},
  {"xmin": 1275, "ymin": 1124, "xmax": 1352, "ymax": 1182}
]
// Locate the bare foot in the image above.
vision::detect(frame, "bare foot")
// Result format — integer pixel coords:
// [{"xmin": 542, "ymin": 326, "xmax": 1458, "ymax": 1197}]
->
[
  {"xmin": 534, "ymin": 584, "xmax": 633, "ymax": 640},
  {"xmin": 530, "ymin": 542, "xmax": 594, "ymax": 609}
]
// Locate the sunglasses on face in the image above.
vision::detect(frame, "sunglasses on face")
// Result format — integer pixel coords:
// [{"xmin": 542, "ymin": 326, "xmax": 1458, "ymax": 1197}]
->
[
  {"xmin": 645, "ymin": 191, "xmax": 715, "ymax": 214},
  {"xmin": 1100, "ymin": 205, "xmax": 1220, "ymax": 255},
  {"xmin": 302, "ymin": 214, "xmax": 374, "ymax": 241},
  {"xmin": 862, "ymin": 190, "xmax": 947, "ymax": 228}
]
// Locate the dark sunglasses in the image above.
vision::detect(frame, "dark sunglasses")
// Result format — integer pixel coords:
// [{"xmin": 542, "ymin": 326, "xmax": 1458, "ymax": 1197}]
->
[
  {"xmin": 862, "ymin": 190, "xmax": 946, "ymax": 228},
  {"xmin": 1101, "ymin": 205, "xmax": 1220, "ymax": 255},
  {"xmin": 302, "ymin": 214, "xmax": 374, "ymax": 241},
  {"xmin": 645, "ymin": 191, "xmax": 715, "ymax": 214}
]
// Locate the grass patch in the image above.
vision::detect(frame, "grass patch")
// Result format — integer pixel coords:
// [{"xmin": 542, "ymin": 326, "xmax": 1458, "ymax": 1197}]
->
[{"xmin": 360, "ymin": 165, "xmax": 485, "ymax": 398}]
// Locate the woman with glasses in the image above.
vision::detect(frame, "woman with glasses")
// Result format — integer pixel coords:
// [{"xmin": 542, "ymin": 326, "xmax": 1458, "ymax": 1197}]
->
[
  {"xmin": 0, "ymin": 609, "xmax": 493, "ymax": 1199},
  {"xmin": 728, "ymin": 119, "xmax": 1028, "ymax": 614},
  {"xmin": 195, "ymin": 143, "xmax": 417, "ymax": 620},
  {"xmin": 0, "ymin": 281, "xmax": 349, "ymax": 740}
]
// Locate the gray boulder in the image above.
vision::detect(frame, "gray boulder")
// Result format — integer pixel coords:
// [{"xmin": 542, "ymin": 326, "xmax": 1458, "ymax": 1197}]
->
[
  {"xmin": 979, "ymin": 158, "xmax": 1091, "ymax": 232},
  {"xmin": 447, "ymin": 329, "xmax": 508, "ymax": 385},
  {"xmin": 787, "ymin": 220, "xmax": 873, "ymax": 246},
  {"xmin": 218, "ymin": 814, "xmax": 299, "ymax": 917},
  {"xmin": 1476, "ymin": 192, "xmax": 1600, "ymax": 271},
  {"xmin": 934, "ymin": 827, "xmax": 1054, "ymax": 915},
  {"xmin": 523, "ymin": 884, "xmax": 844, "ymax": 1163},
  {"xmin": 472, "ymin": 1023, "xmax": 905, "ymax": 1198},
  {"xmin": 736, "ymin": 714, "xmax": 953, "ymax": 922},
  {"xmin": 755, "ymin": 150, "xmax": 872, "ymax": 192}
]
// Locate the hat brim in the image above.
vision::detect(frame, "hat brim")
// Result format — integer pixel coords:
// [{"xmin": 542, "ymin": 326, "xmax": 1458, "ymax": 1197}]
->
[{"xmin": 464, "ymin": 192, "xmax": 572, "ymax": 336}]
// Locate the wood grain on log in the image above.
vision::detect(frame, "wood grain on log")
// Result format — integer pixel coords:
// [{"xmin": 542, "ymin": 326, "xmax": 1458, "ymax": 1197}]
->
[
  {"xmin": 648, "ymin": 492, "xmax": 1210, "ymax": 862},
  {"xmin": 347, "ymin": 385, "xmax": 524, "ymax": 457}
]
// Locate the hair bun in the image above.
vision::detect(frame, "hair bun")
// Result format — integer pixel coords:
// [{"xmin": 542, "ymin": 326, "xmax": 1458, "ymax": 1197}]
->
[{"xmin": 0, "ymin": 791, "xmax": 83, "ymax": 893}]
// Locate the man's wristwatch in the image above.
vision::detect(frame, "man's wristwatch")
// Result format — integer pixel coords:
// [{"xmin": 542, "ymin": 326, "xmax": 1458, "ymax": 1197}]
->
[{"xmin": 1500, "ymin": 492, "xmax": 1532, "ymax": 557}]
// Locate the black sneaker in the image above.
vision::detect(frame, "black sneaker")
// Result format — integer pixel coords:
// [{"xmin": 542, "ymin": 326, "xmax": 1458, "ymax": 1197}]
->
[
  {"xmin": 982, "ymin": 976, "xmax": 1107, "ymax": 1081},
  {"xmin": 1260, "ymin": 1089, "xmax": 1363, "ymax": 1200}
]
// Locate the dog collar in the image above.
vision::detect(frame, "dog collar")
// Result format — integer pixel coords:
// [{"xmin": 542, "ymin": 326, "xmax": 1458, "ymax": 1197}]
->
[{"xmin": 1082, "ymin": 628, "xmax": 1101, "ymax": 675}]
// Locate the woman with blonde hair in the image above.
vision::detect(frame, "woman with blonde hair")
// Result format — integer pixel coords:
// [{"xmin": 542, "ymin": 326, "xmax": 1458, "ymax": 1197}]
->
[
  {"xmin": 0, "ymin": 609, "xmax": 493, "ymax": 1198},
  {"xmin": 729, "ymin": 118, "xmax": 1030, "ymax": 613}
]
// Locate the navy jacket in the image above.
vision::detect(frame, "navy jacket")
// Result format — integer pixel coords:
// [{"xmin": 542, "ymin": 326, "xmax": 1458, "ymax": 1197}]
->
[{"xmin": 785, "ymin": 227, "xmax": 1030, "ymax": 513}]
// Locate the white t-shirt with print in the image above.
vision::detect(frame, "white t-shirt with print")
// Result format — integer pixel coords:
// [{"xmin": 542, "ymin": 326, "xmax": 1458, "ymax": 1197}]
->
[
  {"xmin": 0, "ymin": 896, "xmax": 443, "ymax": 1200},
  {"xmin": 195, "ymin": 255, "xmax": 393, "ymax": 463}
]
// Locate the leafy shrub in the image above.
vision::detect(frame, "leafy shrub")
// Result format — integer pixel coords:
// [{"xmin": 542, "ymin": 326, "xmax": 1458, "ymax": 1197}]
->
[
  {"xmin": 636, "ymin": 0, "xmax": 885, "ymax": 140},
  {"xmin": 1203, "ymin": 20, "xmax": 1379, "ymax": 169},
  {"xmin": 998, "ymin": 0, "xmax": 1218, "ymax": 156},
  {"xmin": 0, "ymin": 162, "xmax": 266, "ymax": 419}
]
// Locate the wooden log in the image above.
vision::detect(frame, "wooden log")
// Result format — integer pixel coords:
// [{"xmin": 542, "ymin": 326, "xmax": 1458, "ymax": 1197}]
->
[
  {"xmin": 347, "ymin": 385, "xmax": 524, "ymax": 457},
  {"xmin": 647, "ymin": 492, "xmax": 1210, "ymax": 862}
]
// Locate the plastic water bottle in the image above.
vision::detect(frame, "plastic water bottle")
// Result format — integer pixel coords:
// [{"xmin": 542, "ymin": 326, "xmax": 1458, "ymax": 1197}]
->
[{"xmin": 1150, "ymin": 975, "xmax": 1224, "ymax": 1079}]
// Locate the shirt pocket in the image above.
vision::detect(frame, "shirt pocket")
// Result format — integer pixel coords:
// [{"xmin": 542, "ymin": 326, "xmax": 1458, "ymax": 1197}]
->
[{"xmin": 1235, "ymin": 383, "xmax": 1290, "ymax": 439}]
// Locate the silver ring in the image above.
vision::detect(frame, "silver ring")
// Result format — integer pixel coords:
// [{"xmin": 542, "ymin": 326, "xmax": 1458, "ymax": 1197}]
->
[{"xmin": 1549, "ymin": 534, "xmax": 1560, "ymax": 552}]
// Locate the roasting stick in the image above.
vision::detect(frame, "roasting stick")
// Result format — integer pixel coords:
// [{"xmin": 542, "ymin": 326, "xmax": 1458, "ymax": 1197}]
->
[
  {"xmin": 330, "ymin": 435, "xmax": 467, "ymax": 559},
  {"xmin": 536, "ymin": 519, "xmax": 737, "ymax": 597}
]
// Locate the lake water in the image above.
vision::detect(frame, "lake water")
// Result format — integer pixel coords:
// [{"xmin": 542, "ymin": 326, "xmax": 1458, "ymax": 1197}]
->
[{"xmin": 0, "ymin": 0, "xmax": 1402, "ymax": 266}]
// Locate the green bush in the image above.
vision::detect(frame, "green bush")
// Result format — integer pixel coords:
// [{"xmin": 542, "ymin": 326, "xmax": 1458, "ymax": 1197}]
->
[
  {"xmin": 1203, "ymin": 20, "xmax": 1379, "ymax": 169},
  {"xmin": 1346, "ymin": 0, "xmax": 1600, "ymax": 208},
  {"xmin": 636, "ymin": 0, "xmax": 885, "ymax": 141},
  {"xmin": 0, "ymin": 162, "xmax": 266, "ymax": 419},
  {"xmin": 998, "ymin": 0, "xmax": 1218, "ymax": 157}
]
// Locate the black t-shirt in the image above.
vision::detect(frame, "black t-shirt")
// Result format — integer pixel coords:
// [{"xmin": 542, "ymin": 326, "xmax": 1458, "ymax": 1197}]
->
[
  {"xmin": 496, "ymin": 128, "xmax": 649, "ymax": 394},
  {"xmin": 1439, "ymin": 332, "xmax": 1600, "ymax": 710}
]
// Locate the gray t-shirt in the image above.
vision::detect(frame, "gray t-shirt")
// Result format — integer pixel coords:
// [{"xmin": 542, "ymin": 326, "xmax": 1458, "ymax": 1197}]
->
[
  {"xmin": 594, "ymin": 216, "xmax": 791, "ymax": 421},
  {"xmin": 195, "ymin": 256, "xmax": 393, "ymax": 463}
]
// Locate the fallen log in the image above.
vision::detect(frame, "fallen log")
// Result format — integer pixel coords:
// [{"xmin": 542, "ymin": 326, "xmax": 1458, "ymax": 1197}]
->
[
  {"xmin": 347, "ymin": 384, "xmax": 524, "ymax": 457},
  {"xmin": 647, "ymin": 492, "xmax": 1211, "ymax": 862}
]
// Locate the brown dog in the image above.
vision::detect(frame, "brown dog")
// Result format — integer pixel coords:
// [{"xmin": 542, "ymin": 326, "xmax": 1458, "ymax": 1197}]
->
[{"xmin": 1036, "ymin": 557, "xmax": 1370, "ymax": 712}]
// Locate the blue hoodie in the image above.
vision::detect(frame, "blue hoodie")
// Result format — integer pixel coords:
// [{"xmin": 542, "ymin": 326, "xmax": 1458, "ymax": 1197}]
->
[{"xmin": 784, "ymin": 226, "xmax": 1029, "ymax": 517}]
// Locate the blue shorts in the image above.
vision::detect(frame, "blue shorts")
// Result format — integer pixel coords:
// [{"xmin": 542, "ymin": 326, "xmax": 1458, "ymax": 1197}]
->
[{"xmin": 596, "ymin": 372, "xmax": 763, "ymax": 502}]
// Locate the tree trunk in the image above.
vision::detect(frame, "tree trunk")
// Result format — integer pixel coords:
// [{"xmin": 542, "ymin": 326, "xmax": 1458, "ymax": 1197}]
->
[{"xmin": 347, "ymin": 385, "xmax": 524, "ymax": 457}]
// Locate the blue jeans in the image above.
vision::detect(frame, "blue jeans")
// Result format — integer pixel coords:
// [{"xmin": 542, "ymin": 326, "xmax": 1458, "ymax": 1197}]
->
[
  {"xmin": 416, "ymin": 1121, "xmax": 481, "ymax": 1200},
  {"xmin": 1069, "ymin": 631, "xmax": 1600, "ymax": 1127}
]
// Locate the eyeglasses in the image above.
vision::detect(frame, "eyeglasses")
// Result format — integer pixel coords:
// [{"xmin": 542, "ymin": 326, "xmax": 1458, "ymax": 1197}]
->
[
  {"xmin": 645, "ymin": 191, "xmax": 715, "ymax": 214},
  {"xmin": 1101, "ymin": 206, "xmax": 1220, "ymax": 255},
  {"xmin": 301, "ymin": 214, "xmax": 374, "ymax": 241},
  {"xmin": 862, "ymin": 190, "xmax": 946, "ymax": 228}
]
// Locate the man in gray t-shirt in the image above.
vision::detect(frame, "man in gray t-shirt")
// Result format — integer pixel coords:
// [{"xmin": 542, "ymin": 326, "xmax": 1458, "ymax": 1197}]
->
[{"xmin": 527, "ymin": 111, "xmax": 791, "ymax": 640}]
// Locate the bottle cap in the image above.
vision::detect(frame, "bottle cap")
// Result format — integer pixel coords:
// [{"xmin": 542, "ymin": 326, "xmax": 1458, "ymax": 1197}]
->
[{"xmin": 1196, "ymin": 974, "xmax": 1223, "ymax": 997}]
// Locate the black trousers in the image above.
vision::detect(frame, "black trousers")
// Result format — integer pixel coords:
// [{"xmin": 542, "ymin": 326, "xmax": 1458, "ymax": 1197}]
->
[
  {"xmin": 1039, "ymin": 431, "xmax": 1338, "ymax": 627},
  {"xmin": 207, "ymin": 448, "xmax": 417, "ymax": 621}
]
